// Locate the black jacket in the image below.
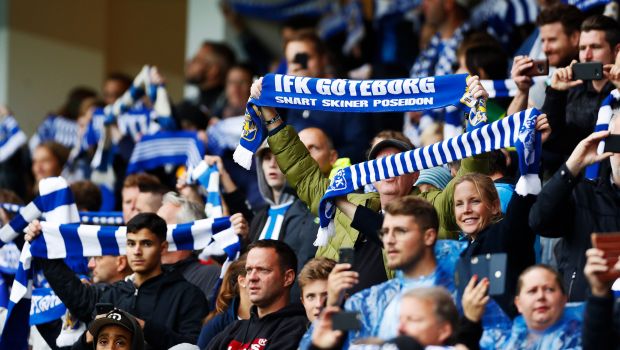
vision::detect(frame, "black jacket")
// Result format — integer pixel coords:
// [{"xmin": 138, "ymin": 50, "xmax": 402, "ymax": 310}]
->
[
  {"xmin": 164, "ymin": 254, "xmax": 221, "ymax": 303},
  {"xmin": 206, "ymin": 303, "xmax": 308, "ymax": 350},
  {"xmin": 40, "ymin": 258, "xmax": 208, "ymax": 350},
  {"xmin": 460, "ymin": 192, "xmax": 537, "ymax": 318},
  {"xmin": 583, "ymin": 293, "xmax": 620, "ymax": 350},
  {"xmin": 529, "ymin": 164, "xmax": 620, "ymax": 301},
  {"xmin": 542, "ymin": 82, "xmax": 615, "ymax": 156}
]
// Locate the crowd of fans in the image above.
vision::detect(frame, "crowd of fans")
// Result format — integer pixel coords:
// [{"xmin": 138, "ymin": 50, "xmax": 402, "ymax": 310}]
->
[{"xmin": 1, "ymin": 0, "xmax": 620, "ymax": 349}]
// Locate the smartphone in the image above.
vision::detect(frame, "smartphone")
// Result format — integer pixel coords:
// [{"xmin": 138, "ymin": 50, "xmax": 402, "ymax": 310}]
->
[
  {"xmin": 339, "ymin": 247, "xmax": 355, "ymax": 266},
  {"xmin": 332, "ymin": 311, "xmax": 361, "ymax": 331},
  {"xmin": 293, "ymin": 53, "xmax": 309, "ymax": 69},
  {"xmin": 573, "ymin": 62, "xmax": 604, "ymax": 80},
  {"xmin": 456, "ymin": 253, "xmax": 507, "ymax": 297},
  {"xmin": 591, "ymin": 232, "xmax": 620, "ymax": 282},
  {"xmin": 524, "ymin": 59, "xmax": 549, "ymax": 77},
  {"xmin": 96, "ymin": 303, "xmax": 114, "ymax": 315},
  {"xmin": 604, "ymin": 135, "xmax": 620, "ymax": 153}
]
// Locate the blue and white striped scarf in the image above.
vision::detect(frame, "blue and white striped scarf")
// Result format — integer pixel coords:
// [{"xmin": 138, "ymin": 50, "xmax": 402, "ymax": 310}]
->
[
  {"xmin": 29, "ymin": 115, "xmax": 80, "ymax": 152},
  {"xmin": 0, "ymin": 178, "xmax": 79, "ymax": 248},
  {"xmin": 90, "ymin": 65, "xmax": 175, "ymax": 170},
  {"xmin": 0, "ymin": 177, "xmax": 79, "ymax": 349},
  {"xmin": 585, "ymin": 89, "xmax": 620, "ymax": 180},
  {"xmin": 33, "ymin": 217, "xmax": 235, "ymax": 259},
  {"xmin": 410, "ymin": 23, "xmax": 470, "ymax": 78},
  {"xmin": 258, "ymin": 202, "xmax": 294, "ymax": 241},
  {"xmin": 316, "ymin": 108, "xmax": 541, "ymax": 246},
  {"xmin": 562, "ymin": 0, "xmax": 610, "ymax": 10},
  {"xmin": 126, "ymin": 131, "xmax": 205, "ymax": 175},
  {"xmin": 1, "ymin": 204, "xmax": 124, "ymax": 226},
  {"xmin": 188, "ymin": 162, "xmax": 224, "ymax": 219},
  {"xmin": 234, "ymin": 73, "xmax": 471, "ymax": 170},
  {"xmin": 0, "ymin": 116, "xmax": 27, "ymax": 163}
]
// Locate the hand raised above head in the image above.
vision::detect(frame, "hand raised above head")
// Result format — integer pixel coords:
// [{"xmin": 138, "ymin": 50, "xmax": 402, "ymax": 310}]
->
[
  {"xmin": 250, "ymin": 77, "xmax": 263, "ymax": 100},
  {"xmin": 24, "ymin": 220, "xmax": 42, "ymax": 243}
]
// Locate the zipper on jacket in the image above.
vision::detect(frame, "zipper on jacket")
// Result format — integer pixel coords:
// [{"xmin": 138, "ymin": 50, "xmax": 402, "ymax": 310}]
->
[
  {"xmin": 567, "ymin": 271, "xmax": 577, "ymax": 299},
  {"xmin": 131, "ymin": 287, "xmax": 138, "ymax": 312}
]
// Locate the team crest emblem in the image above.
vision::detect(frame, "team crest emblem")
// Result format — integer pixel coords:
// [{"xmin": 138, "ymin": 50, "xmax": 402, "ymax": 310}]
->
[
  {"xmin": 328, "ymin": 169, "xmax": 348, "ymax": 192},
  {"xmin": 241, "ymin": 112, "xmax": 258, "ymax": 142}
]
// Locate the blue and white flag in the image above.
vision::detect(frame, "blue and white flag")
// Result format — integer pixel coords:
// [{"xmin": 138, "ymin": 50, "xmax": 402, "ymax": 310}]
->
[
  {"xmin": 585, "ymin": 89, "xmax": 620, "ymax": 180},
  {"xmin": 234, "ymin": 73, "xmax": 470, "ymax": 169},
  {"xmin": 224, "ymin": 0, "xmax": 328, "ymax": 21},
  {"xmin": 0, "ymin": 177, "xmax": 79, "ymax": 350},
  {"xmin": 315, "ymin": 108, "xmax": 541, "ymax": 246},
  {"xmin": 126, "ymin": 131, "xmax": 205, "ymax": 174},
  {"xmin": 0, "ymin": 177, "xmax": 79, "ymax": 248},
  {"xmin": 0, "ymin": 116, "xmax": 27, "ymax": 163},
  {"xmin": 188, "ymin": 162, "xmax": 224, "ymax": 219}
]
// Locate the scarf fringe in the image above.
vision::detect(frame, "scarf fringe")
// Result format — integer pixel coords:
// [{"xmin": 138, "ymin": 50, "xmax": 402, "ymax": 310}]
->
[{"xmin": 515, "ymin": 174, "xmax": 541, "ymax": 196}]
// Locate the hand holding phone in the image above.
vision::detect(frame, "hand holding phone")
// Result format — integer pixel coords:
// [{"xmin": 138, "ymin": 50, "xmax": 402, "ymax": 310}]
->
[
  {"xmin": 591, "ymin": 232, "xmax": 620, "ymax": 282},
  {"xmin": 456, "ymin": 253, "xmax": 507, "ymax": 298},
  {"xmin": 604, "ymin": 134, "xmax": 620, "ymax": 153},
  {"xmin": 573, "ymin": 62, "xmax": 604, "ymax": 80},
  {"xmin": 331, "ymin": 311, "xmax": 361, "ymax": 331},
  {"xmin": 326, "ymin": 248, "xmax": 358, "ymax": 307},
  {"xmin": 523, "ymin": 59, "xmax": 549, "ymax": 77}
]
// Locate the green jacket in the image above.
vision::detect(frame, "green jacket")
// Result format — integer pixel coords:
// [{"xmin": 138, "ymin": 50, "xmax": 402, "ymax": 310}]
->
[{"xmin": 268, "ymin": 125, "xmax": 489, "ymax": 263}]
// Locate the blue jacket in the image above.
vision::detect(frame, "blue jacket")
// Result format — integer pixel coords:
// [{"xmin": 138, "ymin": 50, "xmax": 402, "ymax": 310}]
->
[
  {"xmin": 298, "ymin": 240, "xmax": 465, "ymax": 350},
  {"xmin": 495, "ymin": 303, "xmax": 584, "ymax": 350}
]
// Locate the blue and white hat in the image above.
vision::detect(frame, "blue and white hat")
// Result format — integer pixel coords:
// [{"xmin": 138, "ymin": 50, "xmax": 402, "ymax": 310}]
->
[{"xmin": 414, "ymin": 166, "xmax": 453, "ymax": 190}]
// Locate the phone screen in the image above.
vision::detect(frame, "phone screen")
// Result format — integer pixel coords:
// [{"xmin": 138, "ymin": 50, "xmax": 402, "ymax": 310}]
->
[
  {"xmin": 339, "ymin": 248, "xmax": 354, "ymax": 265},
  {"xmin": 293, "ymin": 53, "xmax": 309, "ymax": 69}
]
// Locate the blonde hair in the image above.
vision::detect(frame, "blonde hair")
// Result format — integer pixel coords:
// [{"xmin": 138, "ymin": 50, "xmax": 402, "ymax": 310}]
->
[
  {"xmin": 298, "ymin": 257, "xmax": 336, "ymax": 291},
  {"xmin": 453, "ymin": 173, "xmax": 502, "ymax": 231}
]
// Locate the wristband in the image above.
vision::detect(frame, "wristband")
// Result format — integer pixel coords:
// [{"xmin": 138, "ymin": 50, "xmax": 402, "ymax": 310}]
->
[{"xmin": 264, "ymin": 113, "xmax": 282, "ymax": 125}]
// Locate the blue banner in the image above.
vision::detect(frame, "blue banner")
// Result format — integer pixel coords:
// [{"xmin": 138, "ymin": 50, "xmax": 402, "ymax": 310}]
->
[{"xmin": 257, "ymin": 73, "xmax": 468, "ymax": 113}]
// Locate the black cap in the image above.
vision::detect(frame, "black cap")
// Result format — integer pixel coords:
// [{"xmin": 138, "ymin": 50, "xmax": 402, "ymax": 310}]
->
[
  {"xmin": 89, "ymin": 309, "xmax": 137, "ymax": 340},
  {"xmin": 368, "ymin": 139, "xmax": 413, "ymax": 160}
]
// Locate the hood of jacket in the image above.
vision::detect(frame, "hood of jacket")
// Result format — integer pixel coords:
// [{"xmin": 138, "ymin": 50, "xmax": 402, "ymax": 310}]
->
[{"xmin": 255, "ymin": 144, "xmax": 296, "ymax": 206}]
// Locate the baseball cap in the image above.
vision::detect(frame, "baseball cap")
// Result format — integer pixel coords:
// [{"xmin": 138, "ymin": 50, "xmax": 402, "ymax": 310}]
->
[
  {"xmin": 88, "ymin": 309, "xmax": 144, "ymax": 348},
  {"xmin": 368, "ymin": 139, "xmax": 413, "ymax": 160}
]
